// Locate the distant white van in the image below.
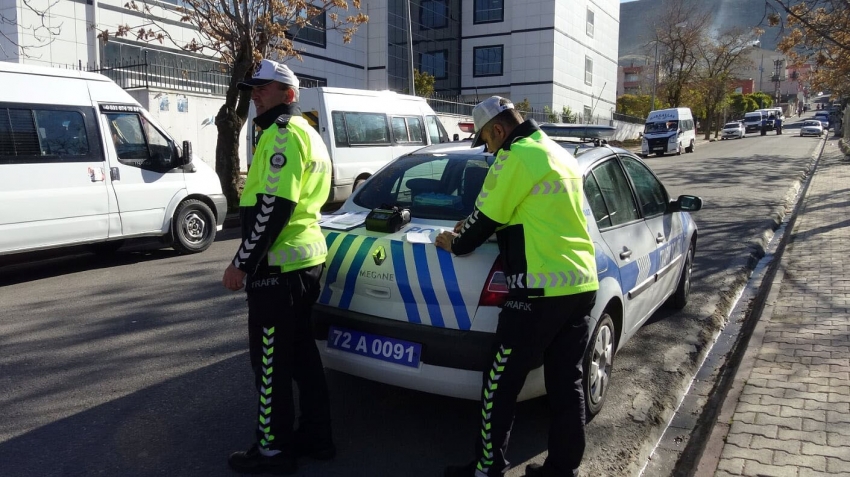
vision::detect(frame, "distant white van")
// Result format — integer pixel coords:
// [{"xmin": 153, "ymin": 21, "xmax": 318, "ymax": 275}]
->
[
  {"xmin": 743, "ymin": 111, "xmax": 764, "ymax": 133},
  {"xmin": 641, "ymin": 107, "xmax": 696, "ymax": 157},
  {"xmin": 247, "ymin": 87, "xmax": 450, "ymax": 203},
  {"xmin": 0, "ymin": 62, "xmax": 227, "ymax": 257}
]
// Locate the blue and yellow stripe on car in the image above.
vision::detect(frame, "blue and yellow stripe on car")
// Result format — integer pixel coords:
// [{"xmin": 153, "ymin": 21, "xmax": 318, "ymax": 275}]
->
[{"xmin": 319, "ymin": 232, "xmax": 472, "ymax": 330}]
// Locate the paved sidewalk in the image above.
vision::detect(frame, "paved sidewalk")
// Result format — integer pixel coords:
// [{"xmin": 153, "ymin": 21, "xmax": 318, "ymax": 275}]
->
[{"xmin": 697, "ymin": 138, "xmax": 850, "ymax": 476}]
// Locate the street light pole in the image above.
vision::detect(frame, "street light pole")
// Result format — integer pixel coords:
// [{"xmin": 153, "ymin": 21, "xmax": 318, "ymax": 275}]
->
[
  {"xmin": 649, "ymin": 41, "xmax": 659, "ymax": 111},
  {"xmin": 405, "ymin": 0, "xmax": 416, "ymax": 96},
  {"xmin": 758, "ymin": 52, "xmax": 765, "ymax": 107}
]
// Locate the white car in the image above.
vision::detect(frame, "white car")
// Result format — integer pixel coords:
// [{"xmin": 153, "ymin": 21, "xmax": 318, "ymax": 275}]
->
[
  {"xmin": 721, "ymin": 121, "xmax": 746, "ymax": 139},
  {"xmin": 800, "ymin": 120, "xmax": 825, "ymax": 137},
  {"xmin": 313, "ymin": 139, "xmax": 702, "ymax": 417}
]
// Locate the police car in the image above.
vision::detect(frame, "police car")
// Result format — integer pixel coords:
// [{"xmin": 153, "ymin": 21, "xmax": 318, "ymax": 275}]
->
[{"xmin": 313, "ymin": 127, "xmax": 702, "ymax": 417}]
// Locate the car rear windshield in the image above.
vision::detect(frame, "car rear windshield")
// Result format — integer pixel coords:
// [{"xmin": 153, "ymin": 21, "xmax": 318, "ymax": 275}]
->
[
  {"xmin": 353, "ymin": 153, "xmax": 495, "ymax": 220},
  {"xmin": 724, "ymin": 123, "xmax": 740, "ymax": 128}
]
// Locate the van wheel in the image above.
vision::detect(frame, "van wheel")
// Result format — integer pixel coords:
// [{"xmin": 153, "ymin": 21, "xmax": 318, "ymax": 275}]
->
[
  {"xmin": 172, "ymin": 199, "xmax": 216, "ymax": 254},
  {"xmin": 686, "ymin": 140, "xmax": 695, "ymax": 153},
  {"xmin": 353, "ymin": 177, "xmax": 368, "ymax": 192},
  {"xmin": 584, "ymin": 313, "xmax": 615, "ymax": 419},
  {"xmin": 667, "ymin": 245, "xmax": 694, "ymax": 309}
]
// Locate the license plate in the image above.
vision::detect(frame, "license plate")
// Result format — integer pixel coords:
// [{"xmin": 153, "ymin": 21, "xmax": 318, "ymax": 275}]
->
[
  {"xmin": 327, "ymin": 326, "xmax": 422, "ymax": 367},
  {"xmin": 653, "ymin": 147, "xmax": 664, "ymax": 151}
]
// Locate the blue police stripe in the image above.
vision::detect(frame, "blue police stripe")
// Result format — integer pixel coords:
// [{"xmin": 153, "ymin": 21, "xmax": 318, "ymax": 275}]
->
[
  {"xmin": 412, "ymin": 243, "xmax": 445, "ymax": 328},
  {"xmin": 390, "ymin": 240, "xmax": 421, "ymax": 324},
  {"xmin": 319, "ymin": 233, "xmax": 355, "ymax": 305},
  {"xmin": 339, "ymin": 237, "xmax": 378, "ymax": 309},
  {"xmin": 436, "ymin": 249, "xmax": 470, "ymax": 330}
]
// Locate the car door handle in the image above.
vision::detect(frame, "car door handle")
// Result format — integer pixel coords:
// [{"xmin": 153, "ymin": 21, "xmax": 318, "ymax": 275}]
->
[
  {"xmin": 620, "ymin": 249, "xmax": 632, "ymax": 260},
  {"xmin": 364, "ymin": 286, "xmax": 391, "ymax": 299},
  {"xmin": 656, "ymin": 234, "xmax": 665, "ymax": 244}
]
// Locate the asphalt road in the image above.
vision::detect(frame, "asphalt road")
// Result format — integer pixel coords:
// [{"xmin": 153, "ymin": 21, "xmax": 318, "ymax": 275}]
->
[{"xmin": 0, "ymin": 116, "xmax": 825, "ymax": 477}]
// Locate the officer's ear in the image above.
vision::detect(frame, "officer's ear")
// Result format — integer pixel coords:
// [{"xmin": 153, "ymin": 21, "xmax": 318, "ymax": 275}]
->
[{"xmin": 283, "ymin": 86, "xmax": 297, "ymax": 104}]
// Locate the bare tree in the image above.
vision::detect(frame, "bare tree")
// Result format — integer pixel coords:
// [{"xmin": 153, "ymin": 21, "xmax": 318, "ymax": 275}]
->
[
  {"xmin": 650, "ymin": 0, "xmax": 712, "ymax": 108},
  {"xmin": 102, "ymin": 0, "xmax": 367, "ymax": 209},
  {"xmin": 693, "ymin": 27, "xmax": 758, "ymax": 139},
  {"xmin": 0, "ymin": 0, "xmax": 62, "ymax": 59}
]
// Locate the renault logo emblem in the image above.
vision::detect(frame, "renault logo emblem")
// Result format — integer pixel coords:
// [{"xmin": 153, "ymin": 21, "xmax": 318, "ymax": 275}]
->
[{"xmin": 372, "ymin": 246, "xmax": 386, "ymax": 266}]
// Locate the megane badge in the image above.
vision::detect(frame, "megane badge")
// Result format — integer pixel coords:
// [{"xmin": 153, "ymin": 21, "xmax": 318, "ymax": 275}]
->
[{"xmin": 372, "ymin": 246, "xmax": 387, "ymax": 266}]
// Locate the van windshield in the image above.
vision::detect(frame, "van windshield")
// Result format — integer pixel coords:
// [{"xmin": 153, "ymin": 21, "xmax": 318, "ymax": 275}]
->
[{"xmin": 645, "ymin": 120, "xmax": 678, "ymax": 134}]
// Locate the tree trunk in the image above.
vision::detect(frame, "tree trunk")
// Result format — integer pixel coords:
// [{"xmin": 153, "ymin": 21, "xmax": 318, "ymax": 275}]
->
[{"xmin": 215, "ymin": 104, "xmax": 245, "ymax": 211}]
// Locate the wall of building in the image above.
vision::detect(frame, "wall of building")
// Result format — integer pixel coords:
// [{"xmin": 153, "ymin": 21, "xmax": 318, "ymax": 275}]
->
[{"xmin": 126, "ymin": 88, "xmax": 249, "ymax": 172}]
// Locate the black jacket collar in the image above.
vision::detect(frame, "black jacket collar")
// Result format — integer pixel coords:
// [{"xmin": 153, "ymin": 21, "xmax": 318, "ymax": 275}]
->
[
  {"xmin": 499, "ymin": 119, "xmax": 540, "ymax": 152},
  {"xmin": 254, "ymin": 102, "xmax": 302, "ymax": 130}
]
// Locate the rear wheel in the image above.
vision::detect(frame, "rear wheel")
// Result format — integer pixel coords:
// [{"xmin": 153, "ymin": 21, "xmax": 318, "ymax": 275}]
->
[
  {"xmin": 584, "ymin": 313, "xmax": 615, "ymax": 419},
  {"xmin": 668, "ymin": 245, "xmax": 694, "ymax": 309},
  {"xmin": 172, "ymin": 199, "xmax": 216, "ymax": 254}
]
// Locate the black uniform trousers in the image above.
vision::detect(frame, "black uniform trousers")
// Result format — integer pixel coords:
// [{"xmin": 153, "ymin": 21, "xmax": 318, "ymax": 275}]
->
[
  {"xmin": 473, "ymin": 290, "xmax": 596, "ymax": 477},
  {"xmin": 245, "ymin": 264, "xmax": 332, "ymax": 457}
]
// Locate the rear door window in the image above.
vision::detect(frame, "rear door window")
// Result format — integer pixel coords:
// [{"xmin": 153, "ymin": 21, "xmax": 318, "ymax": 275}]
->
[
  {"xmin": 588, "ymin": 158, "xmax": 640, "ymax": 227},
  {"xmin": 332, "ymin": 111, "xmax": 391, "ymax": 146},
  {"xmin": 0, "ymin": 105, "xmax": 99, "ymax": 164}
]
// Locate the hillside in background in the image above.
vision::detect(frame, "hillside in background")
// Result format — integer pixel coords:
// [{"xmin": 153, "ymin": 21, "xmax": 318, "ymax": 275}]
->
[{"xmin": 619, "ymin": 0, "xmax": 785, "ymax": 65}]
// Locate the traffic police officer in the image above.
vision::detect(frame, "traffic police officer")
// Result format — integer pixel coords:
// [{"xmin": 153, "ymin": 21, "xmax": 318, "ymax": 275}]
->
[
  {"xmin": 436, "ymin": 96, "xmax": 598, "ymax": 477},
  {"xmin": 223, "ymin": 59, "xmax": 334, "ymax": 475}
]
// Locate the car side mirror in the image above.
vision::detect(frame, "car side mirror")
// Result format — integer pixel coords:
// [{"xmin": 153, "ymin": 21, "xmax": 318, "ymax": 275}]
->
[
  {"xmin": 181, "ymin": 140, "xmax": 193, "ymax": 165},
  {"xmin": 669, "ymin": 194, "xmax": 703, "ymax": 212}
]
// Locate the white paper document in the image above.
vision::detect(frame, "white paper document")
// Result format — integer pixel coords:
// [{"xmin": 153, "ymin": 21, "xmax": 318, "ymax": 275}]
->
[{"xmin": 319, "ymin": 212, "xmax": 367, "ymax": 230}]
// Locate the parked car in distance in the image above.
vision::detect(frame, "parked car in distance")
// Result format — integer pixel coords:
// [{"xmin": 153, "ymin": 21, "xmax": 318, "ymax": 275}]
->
[
  {"xmin": 721, "ymin": 122, "xmax": 746, "ymax": 140},
  {"xmin": 813, "ymin": 112, "xmax": 831, "ymax": 130},
  {"xmin": 312, "ymin": 140, "xmax": 703, "ymax": 418},
  {"xmin": 800, "ymin": 120, "xmax": 825, "ymax": 137}
]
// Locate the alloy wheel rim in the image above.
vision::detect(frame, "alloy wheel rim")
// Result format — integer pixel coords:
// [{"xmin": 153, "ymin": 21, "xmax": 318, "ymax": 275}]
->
[{"xmin": 589, "ymin": 324, "xmax": 613, "ymax": 404}]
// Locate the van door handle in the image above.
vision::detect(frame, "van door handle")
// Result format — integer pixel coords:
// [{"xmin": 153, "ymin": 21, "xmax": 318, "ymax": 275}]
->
[
  {"xmin": 656, "ymin": 234, "xmax": 665, "ymax": 244},
  {"xmin": 110, "ymin": 167, "xmax": 120, "ymax": 181},
  {"xmin": 620, "ymin": 249, "xmax": 632, "ymax": 260}
]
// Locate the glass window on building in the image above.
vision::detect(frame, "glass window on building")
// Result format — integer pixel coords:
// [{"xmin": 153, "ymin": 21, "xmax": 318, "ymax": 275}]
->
[
  {"xmin": 289, "ymin": 9, "xmax": 326, "ymax": 48},
  {"xmin": 586, "ymin": 9, "xmax": 595, "ymax": 37},
  {"xmin": 420, "ymin": 50, "xmax": 448, "ymax": 79},
  {"xmin": 585, "ymin": 56, "xmax": 593, "ymax": 85},
  {"xmin": 420, "ymin": 0, "xmax": 448, "ymax": 29},
  {"xmin": 473, "ymin": 45, "xmax": 503, "ymax": 77},
  {"xmin": 474, "ymin": 0, "xmax": 504, "ymax": 24}
]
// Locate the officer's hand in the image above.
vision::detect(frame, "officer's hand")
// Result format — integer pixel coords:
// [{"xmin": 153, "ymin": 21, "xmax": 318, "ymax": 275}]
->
[
  {"xmin": 434, "ymin": 231, "xmax": 457, "ymax": 253},
  {"xmin": 453, "ymin": 219, "xmax": 465, "ymax": 233},
  {"xmin": 223, "ymin": 264, "xmax": 247, "ymax": 291}
]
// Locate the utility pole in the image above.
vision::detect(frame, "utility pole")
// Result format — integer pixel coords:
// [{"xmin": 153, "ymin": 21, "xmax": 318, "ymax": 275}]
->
[
  {"xmin": 405, "ymin": 0, "xmax": 416, "ymax": 96},
  {"xmin": 758, "ymin": 52, "xmax": 765, "ymax": 107},
  {"xmin": 649, "ymin": 41, "xmax": 659, "ymax": 112}
]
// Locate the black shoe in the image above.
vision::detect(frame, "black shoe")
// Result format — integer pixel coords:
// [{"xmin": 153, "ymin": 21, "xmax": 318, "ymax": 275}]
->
[
  {"xmin": 525, "ymin": 463, "xmax": 578, "ymax": 477},
  {"xmin": 294, "ymin": 440, "xmax": 336, "ymax": 461},
  {"xmin": 228, "ymin": 444, "xmax": 297, "ymax": 475},
  {"xmin": 444, "ymin": 460, "xmax": 478, "ymax": 477}
]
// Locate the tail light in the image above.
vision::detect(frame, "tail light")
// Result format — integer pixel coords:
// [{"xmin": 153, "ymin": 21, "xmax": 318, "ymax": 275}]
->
[{"xmin": 479, "ymin": 258, "xmax": 508, "ymax": 307}]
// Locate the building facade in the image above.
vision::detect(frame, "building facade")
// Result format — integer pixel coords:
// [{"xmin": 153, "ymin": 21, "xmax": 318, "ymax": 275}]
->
[{"xmin": 2, "ymin": 0, "xmax": 619, "ymax": 117}]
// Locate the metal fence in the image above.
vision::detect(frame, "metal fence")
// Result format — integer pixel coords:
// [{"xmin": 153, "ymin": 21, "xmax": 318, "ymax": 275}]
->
[
  {"xmin": 71, "ymin": 53, "xmax": 232, "ymax": 95},
  {"xmin": 426, "ymin": 93, "xmax": 614, "ymax": 125}
]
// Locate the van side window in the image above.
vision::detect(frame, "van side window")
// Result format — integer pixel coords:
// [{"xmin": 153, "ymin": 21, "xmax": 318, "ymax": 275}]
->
[
  {"xmin": 425, "ymin": 115, "xmax": 448, "ymax": 144},
  {"xmin": 0, "ymin": 106, "xmax": 96, "ymax": 163},
  {"xmin": 106, "ymin": 113, "xmax": 175, "ymax": 172},
  {"xmin": 331, "ymin": 111, "xmax": 391, "ymax": 147},
  {"xmin": 391, "ymin": 116, "xmax": 426, "ymax": 145}
]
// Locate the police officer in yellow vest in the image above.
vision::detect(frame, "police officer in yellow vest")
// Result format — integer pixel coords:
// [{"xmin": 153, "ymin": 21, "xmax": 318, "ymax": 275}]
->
[
  {"xmin": 222, "ymin": 59, "xmax": 334, "ymax": 475},
  {"xmin": 436, "ymin": 97, "xmax": 598, "ymax": 477}
]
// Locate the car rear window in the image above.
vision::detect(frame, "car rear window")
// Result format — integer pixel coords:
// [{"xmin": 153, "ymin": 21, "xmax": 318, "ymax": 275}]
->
[{"xmin": 354, "ymin": 153, "xmax": 494, "ymax": 220}]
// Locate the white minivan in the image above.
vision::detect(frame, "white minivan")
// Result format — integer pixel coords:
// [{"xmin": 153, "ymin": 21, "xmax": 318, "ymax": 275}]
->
[
  {"xmin": 247, "ymin": 87, "xmax": 450, "ymax": 203},
  {"xmin": 0, "ymin": 62, "xmax": 227, "ymax": 257},
  {"xmin": 641, "ymin": 107, "xmax": 696, "ymax": 157}
]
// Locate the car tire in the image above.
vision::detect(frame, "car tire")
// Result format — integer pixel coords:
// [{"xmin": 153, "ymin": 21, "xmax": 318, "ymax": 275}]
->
[
  {"xmin": 687, "ymin": 140, "xmax": 695, "ymax": 153},
  {"xmin": 668, "ymin": 245, "xmax": 694, "ymax": 310},
  {"xmin": 353, "ymin": 177, "xmax": 368, "ymax": 191},
  {"xmin": 172, "ymin": 199, "xmax": 216, "ymax": 254},
  {"xmin": 584, "ymin": 313, "xmax": 615, "ymax": 419}
]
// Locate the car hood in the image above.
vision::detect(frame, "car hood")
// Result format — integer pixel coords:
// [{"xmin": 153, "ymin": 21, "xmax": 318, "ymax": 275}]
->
[{"xmin": 318, "ymin": 209, "xmax": 498, "ymax": 331}]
